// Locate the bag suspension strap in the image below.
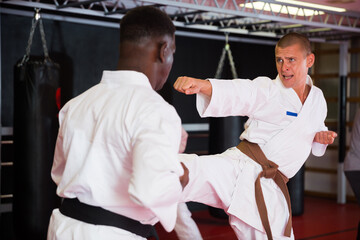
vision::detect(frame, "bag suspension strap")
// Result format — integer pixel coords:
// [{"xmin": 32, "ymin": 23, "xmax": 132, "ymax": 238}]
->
[
  {"xmin": 215, "ymin": 33, "xmax": 238, "ymax": 79},
  {"xmin": 20, "ymin": 8, "xmax": 50, "ymax": 65}
]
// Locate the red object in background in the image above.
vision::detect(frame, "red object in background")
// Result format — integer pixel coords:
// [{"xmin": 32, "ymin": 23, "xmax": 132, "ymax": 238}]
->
[{"xmin": 56, "ymin": 87, "xmax": 61, "ymax": 110}]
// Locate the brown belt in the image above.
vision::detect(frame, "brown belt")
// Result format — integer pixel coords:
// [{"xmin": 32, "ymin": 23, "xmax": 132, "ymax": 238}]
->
[{"xmin": 236, "ymin": 140, "xmax": 292, "ymax": 240}]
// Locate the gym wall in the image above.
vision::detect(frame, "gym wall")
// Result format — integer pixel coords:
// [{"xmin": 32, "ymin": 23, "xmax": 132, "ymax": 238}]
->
[{"xmin": 1, "ymin": 13, "xmax": 276, "ymax": 127}]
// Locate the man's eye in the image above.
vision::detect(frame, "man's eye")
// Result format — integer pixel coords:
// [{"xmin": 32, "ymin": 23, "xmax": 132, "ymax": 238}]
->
[
  {"xmin": 289, "ymin": 58, "xmax": 295, "ymax": 62},
  {"xmin": 277, "ymin": 59, "xmax": 283, "ymax": 63}
]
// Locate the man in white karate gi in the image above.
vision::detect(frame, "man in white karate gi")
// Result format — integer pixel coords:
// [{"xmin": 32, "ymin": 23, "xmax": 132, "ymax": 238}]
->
[
  {"xmin": 344, "ymin": 108, "xmax": 360, "ymax": 175},
  {"xmin": 47, "ymin": 6, "xmax": 193, "ymax": 240},
  {"xmin": 173, "ymin": 32, "xmax": 337, "ymax": 240},
  {"xmin": 344, "ymin": 108, "xmax": 360, "ymax": 239}
]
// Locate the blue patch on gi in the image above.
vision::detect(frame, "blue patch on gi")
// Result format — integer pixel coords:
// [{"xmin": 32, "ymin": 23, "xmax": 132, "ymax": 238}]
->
[{"xmin": 286, "ymin": 111, "xmax": 298, "ymax": 117}]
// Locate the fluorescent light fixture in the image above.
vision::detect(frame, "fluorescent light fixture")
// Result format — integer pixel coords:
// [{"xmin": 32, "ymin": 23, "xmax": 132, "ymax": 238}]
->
[
  {"xmin": 307, "ymin": 27, "xmax": 332, "ymax": 32},
  {"xmin": 276, "ymin": 0, "xmax": 346, "ymax": 13},
  {"xmin": 250, "ymin": 31, "xmax": 277, "ymax": 37},
  {"xmin": 280, "ymin": 24, "xmax": 303, "ymax": 29},
  {"xmin": 239, "ymin": 2, "xmax": 325, "ymax": 16},
  {"xmin": 185, "ymin": 24, "xmax": 219, "ymax": 31},
  {"xmin": 220, "ymin": 28, "xmax": 275, "ymax": 38},
  {"xmin": 220, "ymin": 27, "xmax": 249, "ymax": 34}
]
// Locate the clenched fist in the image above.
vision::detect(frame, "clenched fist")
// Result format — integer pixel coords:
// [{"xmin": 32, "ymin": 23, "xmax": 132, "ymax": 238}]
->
[
  {"xmin": 173, "ymin": 76, "xmax": 212, "ymax": 96},
  {"xmin": 314, "ymin": 131, "xmax": 337, "ymax": 144}
]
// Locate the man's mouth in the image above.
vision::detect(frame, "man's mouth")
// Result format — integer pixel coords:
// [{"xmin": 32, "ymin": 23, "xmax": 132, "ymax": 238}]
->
[{"xmin": 282, "ymin": 75, "xmax": 294, "ymax": 80}]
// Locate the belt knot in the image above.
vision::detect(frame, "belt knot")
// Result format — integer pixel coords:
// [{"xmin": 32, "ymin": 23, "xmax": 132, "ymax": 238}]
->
[{"xmin": 261, "ymin": 161, "xmax": 279, "ymax": 179}]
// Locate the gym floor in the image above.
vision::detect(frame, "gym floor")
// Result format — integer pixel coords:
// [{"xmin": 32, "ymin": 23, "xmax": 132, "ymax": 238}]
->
[{"xmin": 156, "ymin": 196, "xmax": 360, "ymax": 240}]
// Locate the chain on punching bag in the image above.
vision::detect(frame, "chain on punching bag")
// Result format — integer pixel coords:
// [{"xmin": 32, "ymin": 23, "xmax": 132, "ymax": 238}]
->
[
  {"xmin": 214, "ymin": 33, "xmax": 238, "ymax": 79},
  {"xmin": 13, "ymin": 9, "xmax": 61, "ymax": 239},
  {"xmin": 208, "ymin": 33, "xmax": 244, "ymax": 219}
]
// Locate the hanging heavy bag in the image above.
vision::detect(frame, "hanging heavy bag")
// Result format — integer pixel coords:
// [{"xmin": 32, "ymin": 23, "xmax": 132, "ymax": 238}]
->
[{"xmin": 13, "ymin": 10, "xmax": 61, "ymax": 239}]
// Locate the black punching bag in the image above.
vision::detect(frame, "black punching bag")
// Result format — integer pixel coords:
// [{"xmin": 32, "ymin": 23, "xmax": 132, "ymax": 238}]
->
[
  {"xmin": 13, "ymin": 13, "xmax": 61, "ymax": 239},
  {"xmin": 287, "ymin": 165, "xmax": 305, "ymax": 216},
  {"xmin": 209, "ymin": 117, "xmax": 244, "ymax": 153},
  {"xmin": 208, "ymin": 116, "xmax": 245, "ymax": 219}
]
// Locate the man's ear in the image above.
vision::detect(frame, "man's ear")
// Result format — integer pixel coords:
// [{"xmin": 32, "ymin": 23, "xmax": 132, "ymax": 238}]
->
[
  {"xmin": 306, "ymin": 53, "xmax": 315, "ymax": 68},
  {"xmin": 159, "ymin": 41, "xmax": 168, "ymax": 63}
]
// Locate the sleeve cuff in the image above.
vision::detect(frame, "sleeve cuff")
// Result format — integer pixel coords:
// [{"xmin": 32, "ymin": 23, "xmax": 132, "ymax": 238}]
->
[{"xmin": 312, "ymin": 141, "xmax": 327, "ymax": 156}]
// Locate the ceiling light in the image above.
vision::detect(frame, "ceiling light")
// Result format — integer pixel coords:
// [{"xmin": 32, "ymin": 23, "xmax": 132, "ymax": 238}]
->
[
  {"xmin": 239, "ymin": 2, "xmax": 325, "ymax": 16},
  {"xmin": 307, "ymin": 27, "xmax": 332, "ymax": 32},
  {"xmin": 280, "ymin": 24, "xmax": 303, "ymax": 29},
  {"xmin": 275, "ymin": 0, "xmax": 346, "ymax": 12},
  {"xmin": 220, "ymin": 28, "xmax": 249, "ymax": 34},
  {"xmin": 250, "ymin": 31, "xmax": 277, "ymax": 37}
]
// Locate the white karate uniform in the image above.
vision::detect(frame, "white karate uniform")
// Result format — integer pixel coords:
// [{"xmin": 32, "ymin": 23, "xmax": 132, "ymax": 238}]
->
[
  {"xmin": 344, "ymin": 108, "xmax": 360, "ymax": 204},
  {"xmin": 344, "ymin": 108, "xmax": 360, "ymax": 171},
  {"xmin": 47, "ymin": 70, "xmax": 184, "ymax": 240},
  {"xmin": 181, "ymin": 75, "xmax": 328, "ymax": 239},
  {"xmin": 175, "ymin": 202, "xmax": 203, "ymax": 240}
]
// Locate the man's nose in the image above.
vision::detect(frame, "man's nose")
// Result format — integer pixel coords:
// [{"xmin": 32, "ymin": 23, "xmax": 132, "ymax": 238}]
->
[{"xmin": 282, "ymin": 62, "xmax": 289, "ymax": 71}]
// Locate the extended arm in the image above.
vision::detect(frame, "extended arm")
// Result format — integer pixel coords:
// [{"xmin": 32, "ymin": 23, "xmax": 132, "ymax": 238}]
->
[
  {"xmin": 173, "ymin": 76, "xmax": 212, "ymax": 97},
  {"xmin": 313, "ymin": 131, "xmax": 337, "ymax": 145}
]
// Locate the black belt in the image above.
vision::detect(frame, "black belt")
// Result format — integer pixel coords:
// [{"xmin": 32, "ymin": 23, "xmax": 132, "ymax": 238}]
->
[{"xmin": 59, "ymin": 198, "xmax": 159, "ymax": 239}]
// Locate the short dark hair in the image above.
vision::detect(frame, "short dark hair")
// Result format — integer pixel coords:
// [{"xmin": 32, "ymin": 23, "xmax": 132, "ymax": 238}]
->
[
  {"xmin": 276, "ymin": 32, "xmax": 312, "ymax": 56},
  {"xmin": 120, "ymin": 6, "xmax": 175, "ymax": 43}
]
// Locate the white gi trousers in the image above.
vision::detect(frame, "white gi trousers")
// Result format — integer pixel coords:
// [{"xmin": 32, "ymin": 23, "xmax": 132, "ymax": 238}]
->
[
  {"xmin": 181, "ymin": 147, "xmax": 295, "ymax": 240},
  {"xmin": 175, "ymin": 202, "xmax": 203, "ymax": 240}
]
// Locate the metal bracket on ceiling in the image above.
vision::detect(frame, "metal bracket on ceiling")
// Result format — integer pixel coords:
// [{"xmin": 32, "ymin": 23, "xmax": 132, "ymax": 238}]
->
[
  {"xmin": 56, "ymin": 0, "xmax": 106, "ymax": 9},
  {"xmin": 169, "ymin": 10, "xmax": 205, "ymax": 18},
  {"xmin": 140, "ymin": 0, "xmax": 360, "ymax": 36}
]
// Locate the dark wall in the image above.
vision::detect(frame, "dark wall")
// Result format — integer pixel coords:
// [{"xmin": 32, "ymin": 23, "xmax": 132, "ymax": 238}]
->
[{"xmin": 2, "ymin": 13, "xmax": 276, "ymax": 127}]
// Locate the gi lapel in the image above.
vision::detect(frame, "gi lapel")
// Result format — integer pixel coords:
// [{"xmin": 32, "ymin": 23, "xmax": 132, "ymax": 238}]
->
[{"xmin": 262, "ymin": 80, "xmax": 315, "ymax": 168}]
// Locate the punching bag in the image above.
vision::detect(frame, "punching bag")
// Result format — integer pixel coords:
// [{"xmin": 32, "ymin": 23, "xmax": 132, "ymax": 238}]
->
[
  {"xmin": 287, "ymin": 165, "xmax": 305, "ymax": 216},
  {"xmin": 209, "ymin": 117, "xmax": 244, "ymax": 153},
  {"xmin": 13, "ymin": 10, "xmax": 61, "ymax": 239}
]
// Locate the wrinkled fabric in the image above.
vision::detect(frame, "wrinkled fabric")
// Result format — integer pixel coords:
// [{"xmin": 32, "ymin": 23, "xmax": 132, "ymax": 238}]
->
[
  {"xmin": 197, "ymin": 75, "xmax": 328, "ymax": 178},
  {"xmin": 48, "ymin": 70, "xmax": 184, "ymax": 239},
  {"xmin": 174, "ymin": 203, "xmax": 203, "ymax": 240}
]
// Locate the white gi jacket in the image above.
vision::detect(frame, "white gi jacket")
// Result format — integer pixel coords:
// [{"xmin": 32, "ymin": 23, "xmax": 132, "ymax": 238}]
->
[
  {"xmin": 181, "ymin": 75, "xmax": 328, "ymax": 239},
  {"xmin": 48, "ymin": 71, "xmax": 184, "ymax": 239},
  {"xmin": 344, "ymin": 108, "xmax": 360, "ymax": 171}
]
